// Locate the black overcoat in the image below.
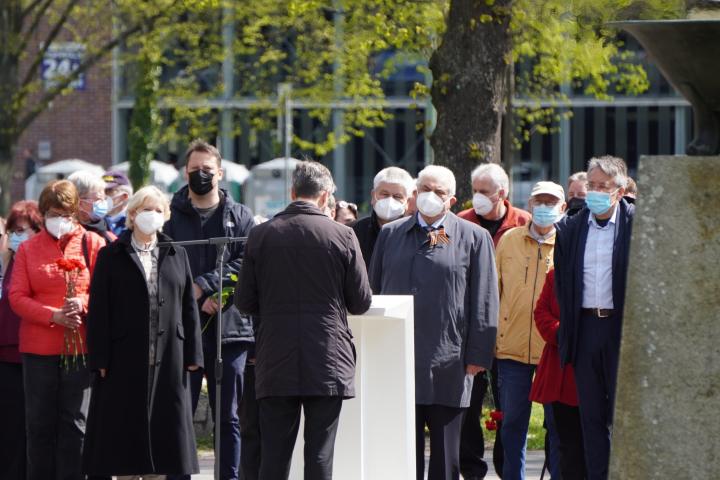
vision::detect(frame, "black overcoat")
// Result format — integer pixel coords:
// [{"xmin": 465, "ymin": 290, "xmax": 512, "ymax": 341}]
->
[
  {"xmin": 234, "ymin": 201, "xmax": 372, "ymax": 399},
  {"xmin": 83, "ymin": 231, "xmax": 203, "ymax": 476}
]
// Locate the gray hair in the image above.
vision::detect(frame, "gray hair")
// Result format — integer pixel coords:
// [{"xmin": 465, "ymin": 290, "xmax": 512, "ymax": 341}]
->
[
  {"xmin": 373, "ymin": 166, "xmax": 414, "ymax": 197},
  {"xmin": 67, "ymin": 171, "xmax": 106, "ymax": 198},
  {"xmin": 125, "ymin": 185, "xmax": 171, "ymax": 231},
  {"xmin": 567, "ymin": 171, "xmax": 587, "ymax": 188},
  {"xmin": 417, "ymin": 165, "xmax": 456, "ymax": 197},
  {"xmin": 587, "ymin": 156, "xmax": 628, "ymax": 188},
  {"xmin": 471, "ymin": 163, "xmax": 509, "ymax": 193},
  {"xmin": 292, "ymin": 160, "xmax": 335, "ymax": 198}
]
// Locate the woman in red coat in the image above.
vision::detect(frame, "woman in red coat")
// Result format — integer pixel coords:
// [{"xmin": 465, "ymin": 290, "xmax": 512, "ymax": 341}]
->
[
  {"xmin": 530, "ymin": 269, "xmax": 586, "ymax": 479},
  {"xmin": 9, "ymin": 180, "xmax": 105, "ymax": 480}
]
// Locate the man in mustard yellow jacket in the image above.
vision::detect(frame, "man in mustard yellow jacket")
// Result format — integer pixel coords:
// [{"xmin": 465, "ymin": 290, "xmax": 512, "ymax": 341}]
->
[{"xmin": 495, "ymin": 181, "xmax": 566, "ymax": 480}]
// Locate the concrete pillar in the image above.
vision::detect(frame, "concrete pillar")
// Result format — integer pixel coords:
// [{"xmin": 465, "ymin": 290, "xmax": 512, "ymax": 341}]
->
[{"xmin": 609, "ymin": 155, "xmax": 720, "ymax": 479}]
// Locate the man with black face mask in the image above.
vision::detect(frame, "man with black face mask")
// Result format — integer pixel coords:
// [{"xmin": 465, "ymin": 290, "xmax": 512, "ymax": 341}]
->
[
  {"xmin": 164, "ymin": 139, "xmax": 256, "ymax": 480},
  {"xmin": 566, "ymin": 171, "xmax": 588, "ymax": 217}
]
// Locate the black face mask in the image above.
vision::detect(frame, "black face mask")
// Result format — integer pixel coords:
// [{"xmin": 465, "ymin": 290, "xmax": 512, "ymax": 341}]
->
[
  {"xmin": 566, "ymin": 197, "xmax": 586, "ymax": 216},
  {"xmin": 188, "ymin": 170, "xmax": 215, "ymax": 196}
]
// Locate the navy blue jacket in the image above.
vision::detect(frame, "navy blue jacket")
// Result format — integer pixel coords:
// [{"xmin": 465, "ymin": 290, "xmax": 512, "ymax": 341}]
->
[
  {"xmin": 164, "ymin": 186, "xmax": 256, "ymax": 344},
  {"xmin": 554, "ymin": 199, "xmax": 635, "ymax": 366}
]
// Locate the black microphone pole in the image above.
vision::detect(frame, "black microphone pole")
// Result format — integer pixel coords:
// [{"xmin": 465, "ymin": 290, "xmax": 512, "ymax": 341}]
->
[{"xmin": 158, "ymin": 236, "xmax": 247, "ymax": 480}]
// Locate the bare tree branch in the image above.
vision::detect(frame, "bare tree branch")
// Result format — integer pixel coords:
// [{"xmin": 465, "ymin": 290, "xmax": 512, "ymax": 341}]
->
[
  {"xmin": 17, "ymin": 0, "xmax": 56, "ymax": 56},
  {"xmin": 21, "ymin": 0, "xmax": 50, "ymax": 19},
  {"xmin": 19, "ymin": 0, "xmax": 82, "ymax": 91},
  {"xmin": 16, "ymin": 9, "xmax": 171, "ymax": 134}
]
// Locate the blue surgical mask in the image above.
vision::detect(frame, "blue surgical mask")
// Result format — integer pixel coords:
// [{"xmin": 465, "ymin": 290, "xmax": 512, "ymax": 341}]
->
[
  {"xmin": 586, "ymin": 190, "xmax": 616, "ymax": 216},
  {"xmin": 9, "ymin": 232, "xmax": 29, "ymax": 252},
  {"xmin": 532, "ymin": 204, "xmax": 562, "ymax": 228},
  {"xmin": 93, "ymin": 199, "xmax": 109, "ymax": 218}
]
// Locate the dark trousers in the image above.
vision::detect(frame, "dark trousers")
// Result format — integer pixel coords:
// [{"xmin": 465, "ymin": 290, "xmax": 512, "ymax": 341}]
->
[
  {"xmin": 239, "ymin": 363, "xmax": 261, "ymax": 480},
  {"xmin": 416, "ymin": 404, "xmax": 465, "ymax": 480},
  {"xmin": 258, "ymin": 396, "xmax": 343, "ymax": 480},
  {"xmin": 552, "ymin": 402, "xmax": 586, "ymax": 480},
  {"xmin": 460, "ymin": 359, "xmax": 503, "ymax": 479},
  {"xmin": 460, "ymin": 371, "xmax": 489, "ymax": 479},
  {"xmin": 574, "ymin": 312, "xmax": 621, "ymax": 480},
  {"xmin": 0, "ymin": 361, "xmax": 26, "ymax": 480},
  {"xmin": 170, "ymin": 341, "xmax": 249, "ymax": 480},
  {"xmin": 22, "ymin": 353, "xmax": 91, "ymax": 480}
]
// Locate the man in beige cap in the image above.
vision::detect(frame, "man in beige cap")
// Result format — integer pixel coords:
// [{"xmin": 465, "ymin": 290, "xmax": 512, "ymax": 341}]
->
[{"xmin": 494, "ymin": 180, "xmax": 566, "ymax": 480}]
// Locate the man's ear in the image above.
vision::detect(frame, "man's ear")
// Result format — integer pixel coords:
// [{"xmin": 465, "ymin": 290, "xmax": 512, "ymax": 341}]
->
[
  {"xmin": 290, "ymin": 188, "xmax": 298, "ymax": 201},
  {"xmin": 216, "ymin": 164, "xmax": 224, "ymax": 181},
  {"xmin": 317, "ymin": 190, "xmax": 330, "ymax": 210},
  {"xmin": 560, "ymin": 201, "xmax": 567, "ymax": 213},
  {"xmin": 498, "ymin": 189, "xmax": 507, "ymax": 201},
  {"xmin": 449, "ymin": 196, "xmax": 457, "ymax": 208}
]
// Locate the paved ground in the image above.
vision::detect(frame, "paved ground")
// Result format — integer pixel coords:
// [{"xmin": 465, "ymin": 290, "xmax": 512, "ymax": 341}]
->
[{"xmin": 194, "ymin": 450, "xmax": 548, "ymax": 479}]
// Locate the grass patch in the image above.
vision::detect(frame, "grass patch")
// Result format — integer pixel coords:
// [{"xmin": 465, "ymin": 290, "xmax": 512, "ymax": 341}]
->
[
  {"xmin": 197, "ymin": 433, "xmax": 214, "ymax": 452},
  {"xmin": 482, "ymin": 402, "xmax": 546, "ymax": 451}
]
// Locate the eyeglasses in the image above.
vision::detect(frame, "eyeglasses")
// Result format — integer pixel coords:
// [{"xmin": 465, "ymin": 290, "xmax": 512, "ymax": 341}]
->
[
  {"xmin": 336, "ymin": 201, "xmax": 357, "ymax": 213},
  {"xmin": 45, "ymin": 211, "xmax": 74, "ymax": 219},
  {"xmin": 587, "ymin": 182, "xmax": 618, "ymax": 193}
]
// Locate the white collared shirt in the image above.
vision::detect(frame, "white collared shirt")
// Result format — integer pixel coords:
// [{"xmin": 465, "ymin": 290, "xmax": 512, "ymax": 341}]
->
[
  {"xmin": 582, "ymin": 205, "xmax": 617, "ymax": 309},
  {"xmin": 417, "ymin": 213, "xmax": 447, "ymax": 230}
]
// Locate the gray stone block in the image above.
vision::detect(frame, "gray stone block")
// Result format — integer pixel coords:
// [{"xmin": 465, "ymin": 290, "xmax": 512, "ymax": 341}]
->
[{"xmin": 609, "ymin": 155, "xmax": 720, "ymax": 479}]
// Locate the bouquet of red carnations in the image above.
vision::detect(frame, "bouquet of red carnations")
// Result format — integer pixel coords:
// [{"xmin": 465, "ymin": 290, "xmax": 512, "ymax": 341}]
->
[{"xmin": 55, "ymin": 257, "xmax": 87, "ymax": 370}]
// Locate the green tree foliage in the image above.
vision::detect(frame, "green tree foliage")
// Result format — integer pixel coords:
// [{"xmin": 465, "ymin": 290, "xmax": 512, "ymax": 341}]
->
[{"xmin": 0, "ymin": 0, "xmax": 688, "ymax": 212}]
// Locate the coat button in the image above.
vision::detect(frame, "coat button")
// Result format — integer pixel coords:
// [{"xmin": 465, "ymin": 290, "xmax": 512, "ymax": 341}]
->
[
  {"xmin": 410, "ymin": 287, "xmax": 418, "ymax": 294},
  {"xmin": 159, "ymin": 298, "xmax": 165, "ymax": 306},
  {"xmin": 158, "ymin": 329, "xmax": 165, "ymax": 336}
]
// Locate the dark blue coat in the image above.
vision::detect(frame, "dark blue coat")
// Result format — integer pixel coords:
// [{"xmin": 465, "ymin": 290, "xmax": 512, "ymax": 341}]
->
[
  {"xmin": 554, "ymin": 199, "xmax": 635, "ymax": 366},
  {"xmin": 369, "ymin": 213, "xmax": 499, "ymax": 408},
  {"xmin": 163, "ymin": 186, "xmax": 255, "ymax": 344}
]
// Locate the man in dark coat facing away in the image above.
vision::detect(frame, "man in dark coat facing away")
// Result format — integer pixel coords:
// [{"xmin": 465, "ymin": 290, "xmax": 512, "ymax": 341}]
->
[
  {"xmin": 235, "ymin": 160, "xmax": 372, "ymax": 480},
  {"xmin": 370, "ymin": 165, "xmax": 499, "ymax": 480}
]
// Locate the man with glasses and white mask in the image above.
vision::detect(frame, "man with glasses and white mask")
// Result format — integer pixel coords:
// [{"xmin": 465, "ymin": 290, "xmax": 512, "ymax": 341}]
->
[
  {"xmin": 457, "ymin": 163, "xmax": 530, "ymax": 480},
  {"xmin": 370, "ymin": 165, "xmax": 499, "ymax": 480},
  {"xmin": 351, "ymin": 166, "xmax": 414, "ymax": 270},
  {"xmin": 554, "ymin": 156, "xmax": 635, "ymax": 480}
]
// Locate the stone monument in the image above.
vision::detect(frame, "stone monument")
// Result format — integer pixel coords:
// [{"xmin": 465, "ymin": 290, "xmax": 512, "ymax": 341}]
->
[{"xmin": 609, "ymin": 5, "xmax": 720, "ymax": 479}]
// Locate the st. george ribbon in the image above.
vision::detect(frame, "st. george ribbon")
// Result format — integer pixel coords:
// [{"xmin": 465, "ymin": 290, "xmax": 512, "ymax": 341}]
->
[{"xmin": 158, "ymin": 236, "xmax": 247, "ymax": 480}]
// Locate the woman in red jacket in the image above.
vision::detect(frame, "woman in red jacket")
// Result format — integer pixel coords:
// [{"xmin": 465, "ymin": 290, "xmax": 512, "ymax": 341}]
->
[
  {"xmin": 530, "ymin": 269, "xmax": 586, "ymax": 479},
  {"xmin": 9, "ymin": 180, "xmax": 104, "ymax": 480}
]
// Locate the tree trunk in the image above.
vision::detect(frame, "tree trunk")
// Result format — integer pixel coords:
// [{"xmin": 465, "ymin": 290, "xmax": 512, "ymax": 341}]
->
[
  {"xmin": 429, "ymin": 0, "xmax": 513, "ymax": 205},
  {"xmin": 0, "ymin": 2, "xmax": 22, "ymax": 214},
  {"xmin": 127, "ymin": 48, "xmax": 161, "ymax": 190}
]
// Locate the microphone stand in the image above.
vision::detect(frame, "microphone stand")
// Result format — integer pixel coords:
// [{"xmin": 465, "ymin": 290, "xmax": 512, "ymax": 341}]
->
[{"xmin": 158, "ymin": 236, "xmax": 247, "ymax": 480}]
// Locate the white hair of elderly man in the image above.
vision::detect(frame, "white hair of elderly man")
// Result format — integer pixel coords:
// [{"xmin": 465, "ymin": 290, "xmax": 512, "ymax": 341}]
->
[
  {"xmin": 416, "ymin": 165, "xmax": 456, "ymax": 197},
  {"xmin": 373, "ymin": 166, "xmax": 415, "ymax": 197}
]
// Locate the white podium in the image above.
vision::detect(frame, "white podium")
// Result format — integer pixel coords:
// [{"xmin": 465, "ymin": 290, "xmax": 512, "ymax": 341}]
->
[{"xmin": 288, "ymin": 295, "xmax": 416, "ymax": 480}]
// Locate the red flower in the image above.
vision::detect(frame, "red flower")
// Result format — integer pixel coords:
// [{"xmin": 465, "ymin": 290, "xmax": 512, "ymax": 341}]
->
[
  {"xmin": 55, "ymin": 258, "xmax": 84, "ymax": 272},
  {"xmin": 490, "ymin": 410, "xmax": 504, "ymax": 421},
  {"xmin": 485, "ymin": 420, "xmax": 497, "ymax": 431}
]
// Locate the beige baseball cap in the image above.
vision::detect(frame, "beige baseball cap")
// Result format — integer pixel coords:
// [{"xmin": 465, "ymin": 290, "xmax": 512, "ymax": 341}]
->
[{"xmin": 530, "ymin": 181, "xmax": 565, "ymax": 201}]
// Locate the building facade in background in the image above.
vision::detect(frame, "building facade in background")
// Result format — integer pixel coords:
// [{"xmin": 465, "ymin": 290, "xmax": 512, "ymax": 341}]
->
[{"xmin": 14, "ymin": 34, "xmax": 689, "ymax": 210}]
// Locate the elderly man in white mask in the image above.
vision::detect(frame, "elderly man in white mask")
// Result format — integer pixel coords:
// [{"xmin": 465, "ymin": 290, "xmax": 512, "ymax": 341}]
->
[
  {"xmin": 370, "ymin": 165, "xmax": 499, "ymax": 480},
  {"xmin": 351, "ymin": 166, "xmax": 415, "ymax": 270}
]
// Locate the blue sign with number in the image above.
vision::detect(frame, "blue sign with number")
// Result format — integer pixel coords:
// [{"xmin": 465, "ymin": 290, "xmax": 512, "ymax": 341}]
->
[{"xmin": 41, "ymin": 43, "xmax": 86, "ymax": 91}]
